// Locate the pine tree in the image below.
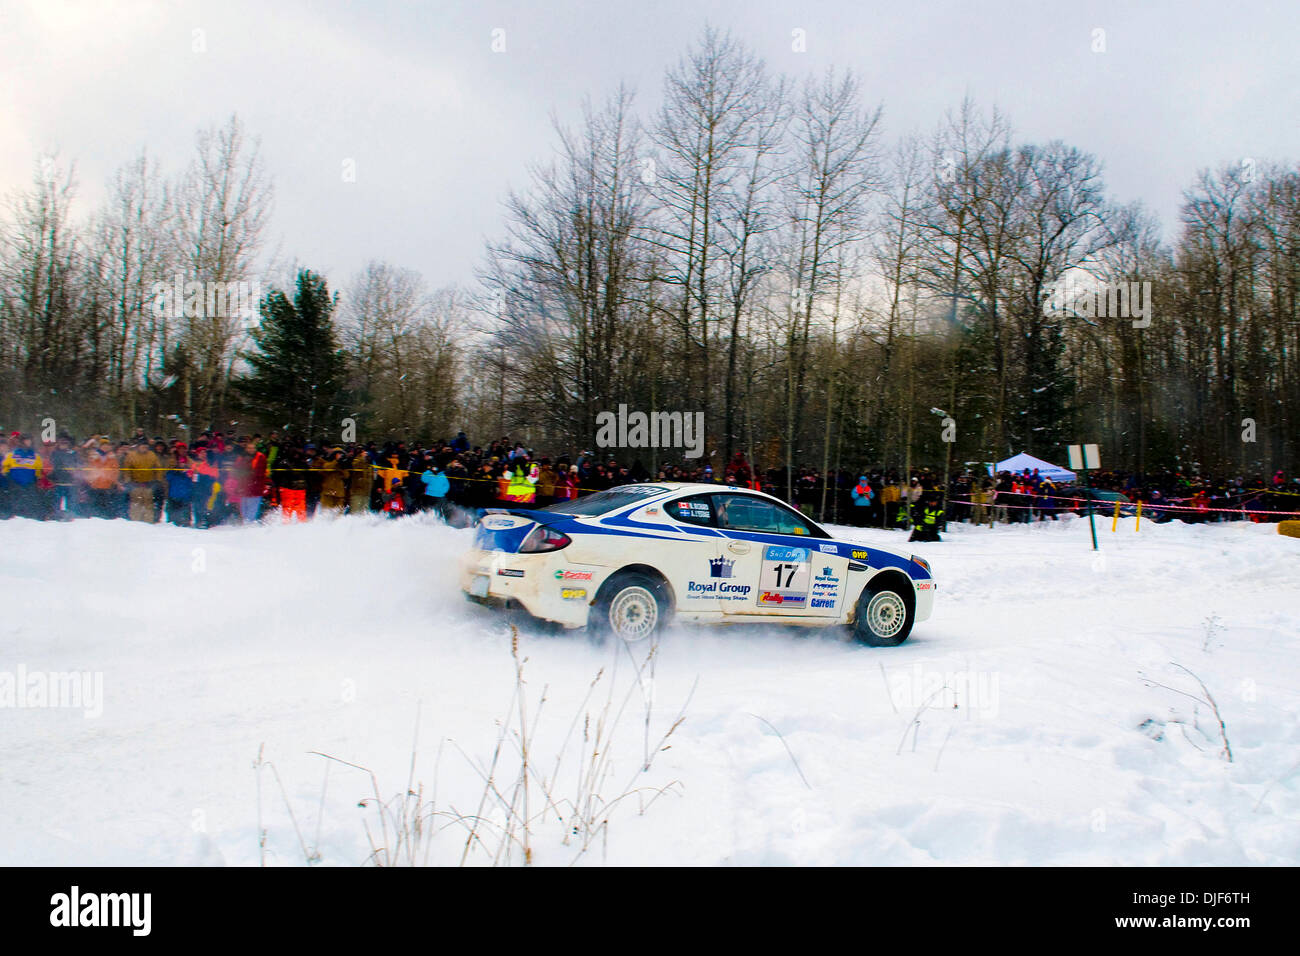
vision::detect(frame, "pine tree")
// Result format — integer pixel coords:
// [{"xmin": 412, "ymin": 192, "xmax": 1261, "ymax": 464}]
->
[{"xmin": 236, "ymin": 269, "xmax": 346, "ymax": 435}]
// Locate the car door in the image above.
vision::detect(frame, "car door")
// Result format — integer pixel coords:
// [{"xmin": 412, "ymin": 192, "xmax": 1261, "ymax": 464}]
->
[
  {"xmin": 710, "ymin": 493, "xmax": 845, "ymax": 619},
  {"xmin": 661, "ymin": 493, "xmax": 731, "ymax": 615}
]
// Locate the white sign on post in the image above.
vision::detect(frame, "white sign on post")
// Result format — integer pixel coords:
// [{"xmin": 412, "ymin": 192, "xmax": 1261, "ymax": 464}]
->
[{"xmin": 1068, "ymin": 444, "xmax": 1101, "ymax": 470}]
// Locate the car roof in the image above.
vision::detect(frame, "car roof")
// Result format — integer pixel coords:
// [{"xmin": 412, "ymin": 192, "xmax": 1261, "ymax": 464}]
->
[
  {"xmin": 650, "ymin": 481, "xmax": 760, "ymax": 493},
  {"xmin": 571, "ymin": 483, "xmax": 917, "ymax": 565},
  {"xmin": 625, "ymin": 482, "xmax": 789, "ymax": 502}
]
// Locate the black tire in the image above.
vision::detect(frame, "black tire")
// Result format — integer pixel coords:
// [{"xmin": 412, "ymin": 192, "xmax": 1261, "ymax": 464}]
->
[
  {"xmin": 589, "ymin": 571, "xmax": 670, "ymax": 643},
  {"xmin": 852, "ymin": 581, "xmax": 914, "ymax": 646}
]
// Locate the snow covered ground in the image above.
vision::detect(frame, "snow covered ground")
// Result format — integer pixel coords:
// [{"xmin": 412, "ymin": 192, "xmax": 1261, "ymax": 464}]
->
[{"xmin": 0, "ymin": 510, "xmax": 1296, "ymax": 866}]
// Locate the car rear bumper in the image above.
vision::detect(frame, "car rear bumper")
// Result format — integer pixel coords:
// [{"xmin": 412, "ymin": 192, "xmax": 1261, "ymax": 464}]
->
[{"xmin": 458, "ymin": 549, "xmax": 597, "ymax": 628}]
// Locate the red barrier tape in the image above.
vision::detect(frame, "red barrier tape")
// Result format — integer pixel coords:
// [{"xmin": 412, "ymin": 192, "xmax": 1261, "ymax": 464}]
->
[{"xmin": 948, "ymin": 494, "xmax": 1300, "ymax": 516}]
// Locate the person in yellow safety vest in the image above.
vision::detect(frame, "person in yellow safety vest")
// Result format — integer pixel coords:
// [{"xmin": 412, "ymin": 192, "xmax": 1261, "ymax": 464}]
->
[
  {"xmin": 505, "ymin": 459, "xmax": 539, "ymax": 504},
  {"xmin": 909, "ymin": 493, "xmax": 944, "ymax": 542}
]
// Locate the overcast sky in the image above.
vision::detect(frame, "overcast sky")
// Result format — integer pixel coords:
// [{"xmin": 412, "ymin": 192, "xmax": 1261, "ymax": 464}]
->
[{"xmin": 3, "ymin": 0, "xmax": 1297, "ymax": 291}]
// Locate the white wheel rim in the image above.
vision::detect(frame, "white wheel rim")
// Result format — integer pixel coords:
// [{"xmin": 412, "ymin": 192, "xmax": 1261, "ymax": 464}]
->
[
  {"xmin": 609, "ymin": 586, "xmax": 658, "ymax": 642},
  {"xmin": 865, "ymin": 591, "xmax": 907, "ymax": 639}
]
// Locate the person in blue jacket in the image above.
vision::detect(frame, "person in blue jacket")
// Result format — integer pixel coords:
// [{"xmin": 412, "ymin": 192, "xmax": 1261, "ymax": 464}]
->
[
  {"xmin": 165, "ymin": 443, "xmax": 194, "ymax": 526},
  {"xmin": 850, "ymin": 474, "xmax": 874, "ymax": 527},
  {"xmin": 2, "ymin": 434, "xmax": 43, "ymax": 519},
  {"xmin": 421, "ymin": 462, "xmax": 451, "ymax": 520}
]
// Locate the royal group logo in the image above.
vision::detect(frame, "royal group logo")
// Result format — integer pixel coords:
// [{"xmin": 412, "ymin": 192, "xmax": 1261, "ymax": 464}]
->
[
  {"xmin": 708, "ymin": 556, "xmax": 735, "ymax": 578},
  {"xmin": 686, "ymin": 580, "xmax": 752, "ymax": 600},
  {"xmin": 812, "ymin": 568, "xmax": 839, "ymax": 595}
]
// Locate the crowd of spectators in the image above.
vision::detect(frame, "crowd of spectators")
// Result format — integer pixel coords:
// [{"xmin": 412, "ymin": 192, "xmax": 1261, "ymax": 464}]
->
[{"xmin": 2, "ymin": 425, "xmax": 1296, "ymax": 529}]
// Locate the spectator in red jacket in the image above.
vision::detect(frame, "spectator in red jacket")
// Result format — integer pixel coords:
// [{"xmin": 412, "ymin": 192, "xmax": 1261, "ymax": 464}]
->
[{"xmin": 243, "ymin": 436, "xmax": 268, "ymax": 522}]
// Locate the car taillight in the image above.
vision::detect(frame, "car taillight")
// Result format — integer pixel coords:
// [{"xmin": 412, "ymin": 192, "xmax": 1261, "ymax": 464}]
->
[{"xmin": 519, "ymin": 525, "xmax": 571, "ymax": 553}]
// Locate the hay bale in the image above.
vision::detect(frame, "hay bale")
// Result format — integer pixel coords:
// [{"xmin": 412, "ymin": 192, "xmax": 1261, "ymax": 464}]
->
[{"xmin": 1279, "ymin": 520, "xmax": 1300, "ymax": 539}]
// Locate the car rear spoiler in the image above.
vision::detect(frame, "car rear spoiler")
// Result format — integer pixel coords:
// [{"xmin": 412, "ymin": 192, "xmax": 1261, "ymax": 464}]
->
[{"xmin": 482, "ymin": 507, "xmax": 572, "ymax": 526}]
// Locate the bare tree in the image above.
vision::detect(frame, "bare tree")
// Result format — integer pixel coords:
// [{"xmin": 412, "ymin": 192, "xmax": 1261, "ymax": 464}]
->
[
  {"xmin": 779, "ymin": 67, "xmax": 882, "ymax": 498},
  {"xmin": 340, "ymin": 261, "xmax": 464, "ymax": 439},
  {"xmin": 92, "ymin": 150, "xmax": 175, "ymax": 429},
  {"xmin": 486, "ymin": 86, "xmax": 650, "ymax": 451},
  {"xmin": 0, "ymin": 154, "xmax": 95, "ymax": 423},
  {"xmin": 173, "ymin": 114, "xmax": 272, "ymax": 427},
  {"xmin": 651, "ymin": 28, "xmax": 772, "ymax": 449}
]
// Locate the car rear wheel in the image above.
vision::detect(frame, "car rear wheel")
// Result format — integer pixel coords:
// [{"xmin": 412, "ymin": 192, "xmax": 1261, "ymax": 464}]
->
[
  {"xmin": 590, "ymin": 571, "xmax": 669, "ymax": 643},
  {"xmin": 852, "ymin": 583, "xmax": 914, "ymax": 646}
]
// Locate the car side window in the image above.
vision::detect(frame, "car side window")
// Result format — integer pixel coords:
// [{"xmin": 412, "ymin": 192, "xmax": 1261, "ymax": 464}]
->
[
  {"xmin": 669, "ymin": 494, "xmax": 715, "ymax": 527},
  {"xmin": 713, "ymin": 494, "xmax": 817, "ymax": 537}
]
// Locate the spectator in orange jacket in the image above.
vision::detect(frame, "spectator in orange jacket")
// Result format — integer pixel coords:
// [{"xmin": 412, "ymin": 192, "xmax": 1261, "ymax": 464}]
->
[{"xmin": 83, "ymin": 439, "xmax": 122, "ymax": 518}]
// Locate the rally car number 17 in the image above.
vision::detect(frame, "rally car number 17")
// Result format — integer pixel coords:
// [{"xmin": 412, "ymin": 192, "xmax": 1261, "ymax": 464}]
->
[{"xmin": 459, "ymin": 482, "xmax": 934, "ymax": 645}]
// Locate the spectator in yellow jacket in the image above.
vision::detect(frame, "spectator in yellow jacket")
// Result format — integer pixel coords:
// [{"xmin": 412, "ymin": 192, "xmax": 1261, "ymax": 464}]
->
[{"xmin": 120, "ymin": 437, "xmax": 162, "ymax": 522}]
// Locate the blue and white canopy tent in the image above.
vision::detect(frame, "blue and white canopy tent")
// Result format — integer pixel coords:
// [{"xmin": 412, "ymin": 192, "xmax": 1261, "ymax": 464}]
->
[{"xmin": 990, "ymin": 452, "xmax": 1077, "ymax": 482}]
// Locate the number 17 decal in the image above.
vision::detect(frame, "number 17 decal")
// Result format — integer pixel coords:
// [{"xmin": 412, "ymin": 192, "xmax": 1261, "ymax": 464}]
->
[{"xmin": 759, "ymin": 546, "xmax": 810, "ymax": 606}]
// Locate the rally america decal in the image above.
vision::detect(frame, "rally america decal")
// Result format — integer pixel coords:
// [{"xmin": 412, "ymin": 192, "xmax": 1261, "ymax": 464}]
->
[{"xmin": 758, "ymin": 545, "xmax": 811, "ymax": 607}]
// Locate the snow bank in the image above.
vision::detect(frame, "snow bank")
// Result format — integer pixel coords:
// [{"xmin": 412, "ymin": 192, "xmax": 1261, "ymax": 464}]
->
[{"xmin": 0, "ymin": 512, "xmax": 1296, "ymax": 865}]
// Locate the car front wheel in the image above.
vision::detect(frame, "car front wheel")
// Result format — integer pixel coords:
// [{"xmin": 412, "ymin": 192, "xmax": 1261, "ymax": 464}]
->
[{"xmin": 852, "ymin": 583, "xmax": 914, "ymax": 646}]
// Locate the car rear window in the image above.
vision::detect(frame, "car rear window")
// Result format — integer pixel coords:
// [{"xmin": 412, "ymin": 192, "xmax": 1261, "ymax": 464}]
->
[{"xmin": 541, "ymin": 484, "xmax": 668, "ymax": 516}]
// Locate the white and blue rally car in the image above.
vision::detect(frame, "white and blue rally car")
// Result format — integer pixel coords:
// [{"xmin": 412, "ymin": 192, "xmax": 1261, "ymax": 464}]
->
[{"xmin": 459, "ymin": 482, "xmax": 935, "ymax": 645}]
